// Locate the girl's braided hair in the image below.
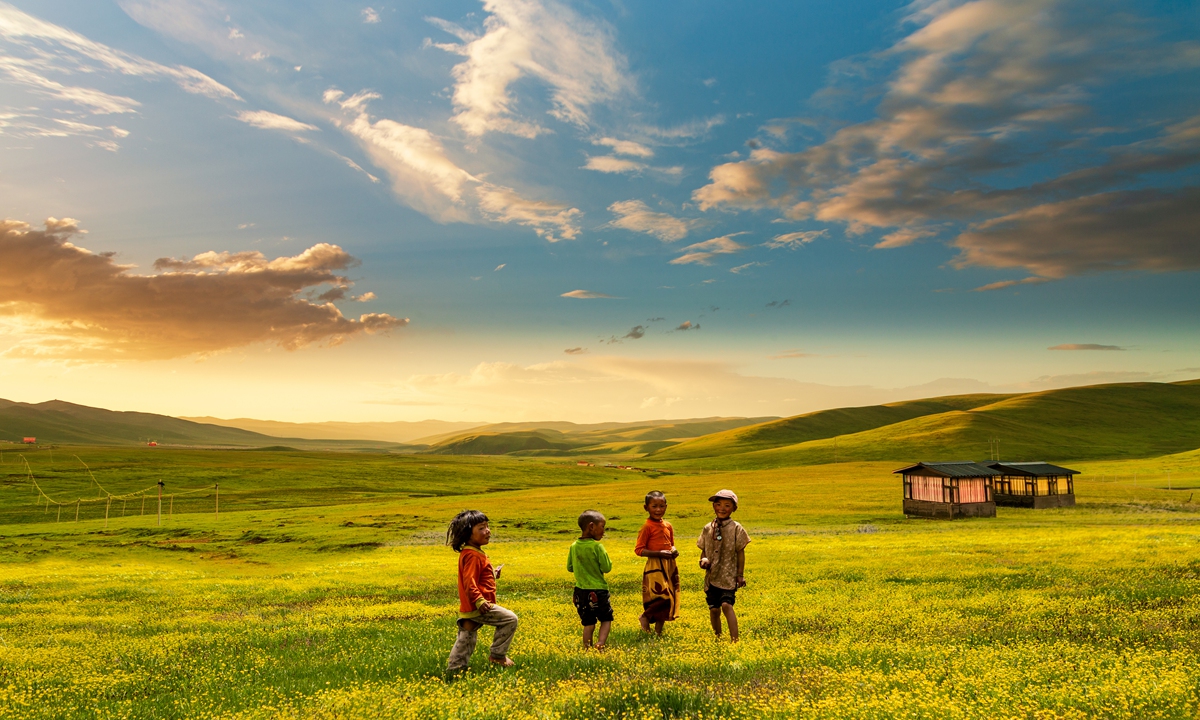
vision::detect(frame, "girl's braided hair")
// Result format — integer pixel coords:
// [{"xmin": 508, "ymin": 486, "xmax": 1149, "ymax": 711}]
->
[{"xmin": 446, "ymin": 509, "xmax": 489, "ymax": 552}]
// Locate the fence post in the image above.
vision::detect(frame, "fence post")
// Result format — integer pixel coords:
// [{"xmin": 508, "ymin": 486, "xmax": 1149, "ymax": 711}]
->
[
  {"xmin": 141, "ymin": 495, "xmax": 146, "ymax": 516},
  {"xmin": 169, "ymin": 495, "xmax": 173, "ymax": 516},
  {"xmin": 105, "ymin": 497, "xmax": 110, "ymax": 529},
  {"xmin": 157, "ymin": 481, "xmax": 163, "ymax": 527},
  {"xmin": 57, "ymin": 504, "xmax": 61, "ymax": 523},
  {"xmin": 215, "ymin": 483, "xmax": 219, "ymax": 519},
  {"xmin": 75, "ymin": 499, "xmax": 80, "ymax": 522}
]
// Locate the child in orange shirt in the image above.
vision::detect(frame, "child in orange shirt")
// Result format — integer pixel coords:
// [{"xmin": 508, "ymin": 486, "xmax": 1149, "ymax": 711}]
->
[
  {"xmin": 635, "ymin": 490, "xmax": 680, "ymax": 635},
  {"xmin": 446, "ymin": 509, "xmax": 518, "ymax": 672}
]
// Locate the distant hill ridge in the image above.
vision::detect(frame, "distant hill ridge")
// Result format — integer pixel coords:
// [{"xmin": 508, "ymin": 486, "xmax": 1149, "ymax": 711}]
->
[
  {"xmin": 0, "ymin": 399, "xmax": 404, "ymax": 450},
  {"xmin": 647, "ymin": 379, "xmax": 1200, "ymax": 466}
]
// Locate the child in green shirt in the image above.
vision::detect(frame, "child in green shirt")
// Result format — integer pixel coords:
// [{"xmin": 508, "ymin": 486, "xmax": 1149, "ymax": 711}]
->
[{"xmin": 567, "ymin": 509, "xmax": 614, "ymax": 649}]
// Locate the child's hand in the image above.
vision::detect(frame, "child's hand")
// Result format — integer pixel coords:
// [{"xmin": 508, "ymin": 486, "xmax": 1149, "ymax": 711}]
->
[
  {"xmin": 479, "ymin": 601, "xmax": 494, "ymax": 613},
  {"xmin": 669, "ymin": 546, "xmax": 679, "ymax": 559},
  {"xmin": 736, "ymin": 576, "xmax": 746, "ymax": 588},
  {"xmin": 699, "ymin": 557, "xmax": 711, "ymax": 569},
  {"xmin": 493, "ymin": 564, "xmax": 504, "ymax": 580}
]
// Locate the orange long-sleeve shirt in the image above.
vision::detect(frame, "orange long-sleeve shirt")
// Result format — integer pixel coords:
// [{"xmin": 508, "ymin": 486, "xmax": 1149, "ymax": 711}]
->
[
  {"xmin": 457, "ymin": 546, "xmax": 497, "ymax": 618},
  {"xmin": 634, "ymin": 517, "xmax": 675, "ymax": 555}
]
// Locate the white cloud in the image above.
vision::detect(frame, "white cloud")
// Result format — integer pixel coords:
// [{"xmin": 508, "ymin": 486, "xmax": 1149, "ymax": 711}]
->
[
  {"xmin": 606, "ymin": 200, "xmax": 695, "ymax": 242},
  {"xmin": 0, "ymin": 3, "xmax": 238, "ymax": 127},
  {"xmin": 476, "ymin": 183, "xmax": 581, "ymax": 241},
  {"xmin": 116, "ymin": 0, "xmax": 276, "ymax": 65},
  {"xmin": 560, "ymin": 290, "xmax": 615, "ymax": 299},
  {"xmin": 730, "ymin": 261, "xmax": 768, "ymax": 274},
  {"xmin": 362, "ymin": 7, "xmax": 381, "ymax": 24},
  {"xmin": 343, "ymin": 109, "xmax": 478, "ymax": 223},
  {"xmin": 427, "ymin": 0, "xmax": 632, "ymax": 137},
  {"xmin": 327, "ymin": 90, "xmax": 582, "ymax": 239},
  {"xmin": 583, "ymin": 155, "xmax": 647, "ymax": 174},
  {"xmin": 594, "ymin": 137, "xmax": 653, "ymax": 157},
  {"xmin": 236, "ymin": 110, "xmax": 318, "ymax": 133},
  {"xmin": 669, "ymin": 233, "xmax": 748, "ymax": 265},
  {"xmin": 765, "ymin": 229, "xmax": 825, "ymax": 249}
]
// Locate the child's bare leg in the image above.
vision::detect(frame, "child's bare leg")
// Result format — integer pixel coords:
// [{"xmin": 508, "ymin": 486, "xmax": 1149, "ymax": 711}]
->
[
  {"xmin": 582, "ymin": 624, "xmax": 595, "ymax": 648},
  {"xmin": 709, "ymin": 606, "xmax": 723, "ymax": 637},
  {"xmin": 654, "ymin": 620, "xmax": 665, "ymax": 635},
  {"xmin": 596, "ymin": 621, "xmax": 611, "ymax": 648},
  {"xmin": 722, "ymin": 604, "xmax": 739, "ymax": 642},
  {"xmin": 638, "ymin": 612, "xmax": 651, "ymax": 633}
]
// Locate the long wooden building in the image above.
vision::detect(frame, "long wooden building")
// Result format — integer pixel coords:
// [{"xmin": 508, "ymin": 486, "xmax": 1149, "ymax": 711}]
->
[
  {"xmin": 894, "ymin": 462, "xmax": 998, "ymax": 519},
  {"xmin": 986, "ymin": 461, "xmax": 1078, "ymax": 508}
]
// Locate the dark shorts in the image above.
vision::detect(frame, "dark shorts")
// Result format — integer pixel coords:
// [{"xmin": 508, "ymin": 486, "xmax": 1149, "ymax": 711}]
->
[
  {"xmin": 705, "ymin": 585, "xmax": 737, "ymax": 609},
  {"xmin": 572, "ymin": 587, "xmax": 614, "ymax": 626}
]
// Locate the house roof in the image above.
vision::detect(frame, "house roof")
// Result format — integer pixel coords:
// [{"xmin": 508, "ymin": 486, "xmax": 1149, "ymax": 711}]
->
[
  {"xmin": 893, "ymin": 461, "xmax": 1000, "ymax": 477},
  {"xmin": 987, "ymin": 462, "xmax": 1079, "ymax": 477}
]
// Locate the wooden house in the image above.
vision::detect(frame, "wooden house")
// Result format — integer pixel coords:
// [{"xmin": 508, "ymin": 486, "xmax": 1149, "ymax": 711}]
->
[
  {"xmin": 894, "ymin": 461, "xmax": 998, "ymax": 519},
  {"xmin": 986, "ymin": 462, "xmax": 1078, "ymax": 508}
]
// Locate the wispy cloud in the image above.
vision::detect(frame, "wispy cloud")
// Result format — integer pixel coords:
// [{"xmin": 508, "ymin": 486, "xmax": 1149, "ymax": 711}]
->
[
  {"xmin": 427, "ymin": 0, "xmax": 632, "ymax": 137},
  {"xmin": 768, "ymin": 349, "xmax": 816, "ymax": 359},
  {"xmin": 362, "ymin": 7, "xmax": 381, "ymax": 24},
  {"xmin": 236, "ymin": 110, "xmax": 318, "ymax": 133},
  {"xmin": 973, "ymin": 276, "xmax": 1050, "ymax": 292},
  {"xmin": 730, "ymin": 261, "xmax": 768, "ymax": 274},
  {"xmin": 691, "ymin": 0, "xmax": 1200, "ymax": 277},
  {"xmin": 583, "ymin": 155, "xmax": 647, "ymax": 174},
  {"xmin": 475, "ymin": 183, "xmax": 582, "ymax": 242},
  {"xmin": 593, "ymin": 137, "xmax": 653, "ymax": 157},
  {"xmin": 0, "ymin": 217, "xmax": 404, "ymax": 361},
  {"xmin": 765, "ymin": 229, "xmax": 825, "ymax": 250},
  {"xmin": 765, "ymin": 299, "xmax": 790, "ymax": 308},
  {"xmin": 0, "ymin": 3, "xmax": 239, "ymax": 110},
  {"xmin": 669, "ymin": 233, "xmax": 748, "ymax": 265},
  {"xmin": 328, "ymin": 90, "xmax": 581, "ymax": 239},
  {"xmin": 561, "ymin": 289, "xmax": 616, "ymax": 299},
  {"xmin": 564, "ymin": 347, "xmax": 588, "ymax": 354},
  {"xmin": 623, "ymin": 325, "xmax": 645, "ymax": 339},
  {"xmin": 606, "ymin": 200, "xmax": 696, "ymax": 242},
  {"xmin": 674, "ymin": 320, "xmax": 699, "ymax": 331},
  {"xmin": 1048, "ymin": 343, "xmax": 1125, "ymax": 351}
]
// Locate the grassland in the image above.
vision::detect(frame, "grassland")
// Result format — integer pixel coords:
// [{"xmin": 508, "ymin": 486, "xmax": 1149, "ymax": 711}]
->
[{"xmin": 2, "ymin": 445, "xmax": 1199, "ymax": 719}]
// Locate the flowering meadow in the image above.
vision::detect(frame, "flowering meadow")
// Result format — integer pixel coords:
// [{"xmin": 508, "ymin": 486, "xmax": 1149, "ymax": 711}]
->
[{"xmin": 2, "ymin": 451, "xmax": 1199, "ymax": 719}]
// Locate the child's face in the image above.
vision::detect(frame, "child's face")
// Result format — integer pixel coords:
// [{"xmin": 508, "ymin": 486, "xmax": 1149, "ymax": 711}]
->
[
  {"xmin": 713, "ymin": 499, "xmax": 736, "ymax": 519},
  {"xmin": 586, "ymin": 520, "xmax": 607, "ymax": 540},
  {"xmin": 469, "ymin": 521, "xmax": 491, "ymax": 546},
  {"xmin": 645, "ymin": 497, "xmax": 667, "ymax": 520}
]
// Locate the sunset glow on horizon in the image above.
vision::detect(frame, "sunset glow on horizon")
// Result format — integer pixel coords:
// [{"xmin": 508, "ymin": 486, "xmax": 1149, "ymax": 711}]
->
[{"xmin": 2, "ymin": 0, "xmax": 1198, "ymax": 423}]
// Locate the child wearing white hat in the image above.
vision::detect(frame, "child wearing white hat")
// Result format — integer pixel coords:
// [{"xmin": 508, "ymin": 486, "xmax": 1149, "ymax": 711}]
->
[{"xmin": 696, "ymin": 489, "xmax": 751, "ymax": 642}]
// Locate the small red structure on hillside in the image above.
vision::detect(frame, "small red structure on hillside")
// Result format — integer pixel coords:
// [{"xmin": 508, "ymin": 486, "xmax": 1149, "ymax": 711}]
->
[
  {"xmin": 147, "ymin": 441, "xmax": 159, "ymax": 447},
  {"xmin": 22, "ymin": 437, "xmax": 36, "ymax": 444}
]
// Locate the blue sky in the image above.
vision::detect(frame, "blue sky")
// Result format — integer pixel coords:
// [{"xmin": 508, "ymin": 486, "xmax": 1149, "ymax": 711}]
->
[{"xmin": 1, "ymin": 0, "xmax": 1198, "ymax": 422}]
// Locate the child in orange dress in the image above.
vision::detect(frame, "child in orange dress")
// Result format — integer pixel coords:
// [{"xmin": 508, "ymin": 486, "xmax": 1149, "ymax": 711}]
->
[{"xmin": 634, "ymin": 490, "xmax": 680, "ymax": 635}]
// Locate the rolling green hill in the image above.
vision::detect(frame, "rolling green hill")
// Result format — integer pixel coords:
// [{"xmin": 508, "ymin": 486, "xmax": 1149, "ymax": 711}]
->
[
  {"xmin": 650, "ymin": 380, "xmax": 1200, "ymax": 469},
  {"xmin": 423, "ymin": 416, "xmax": 775, "ymax": 455},
  {"xmin": 648, "ymin": 394, "xmax": 1008, "ymax": 460},
  {"xmin": 0, "ymin": 399, "xmax": 406, "ymax": 450}
]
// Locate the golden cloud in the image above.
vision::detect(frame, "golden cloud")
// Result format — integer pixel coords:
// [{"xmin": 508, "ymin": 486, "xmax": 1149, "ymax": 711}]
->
[{"xmin": 0, "ymin": 218, "xmax": 406, "ymax": 360}]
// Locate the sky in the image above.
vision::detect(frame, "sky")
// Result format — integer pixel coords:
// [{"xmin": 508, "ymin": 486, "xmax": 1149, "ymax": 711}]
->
[{"xmin": 1, "ymin": 0, "xmax": 1198, "ymax": 424}]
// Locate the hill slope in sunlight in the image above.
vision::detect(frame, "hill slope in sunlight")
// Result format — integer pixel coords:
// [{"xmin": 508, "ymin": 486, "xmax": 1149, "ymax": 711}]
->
[{"xmin": 649, "ymin": 380, "xmax": 1200, "ymax": 468}]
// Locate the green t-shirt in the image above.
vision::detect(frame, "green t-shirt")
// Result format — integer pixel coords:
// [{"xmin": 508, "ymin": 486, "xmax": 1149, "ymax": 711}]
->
[{"xmin": 567, "ymin": 538, "xmax": 612, "ymax": 590}]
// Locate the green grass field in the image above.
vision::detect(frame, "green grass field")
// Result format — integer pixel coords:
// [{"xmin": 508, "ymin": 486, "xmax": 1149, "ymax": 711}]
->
[{"xmin": 2, "ymin": 445, "xmax": 1200, "ymax": 719}]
